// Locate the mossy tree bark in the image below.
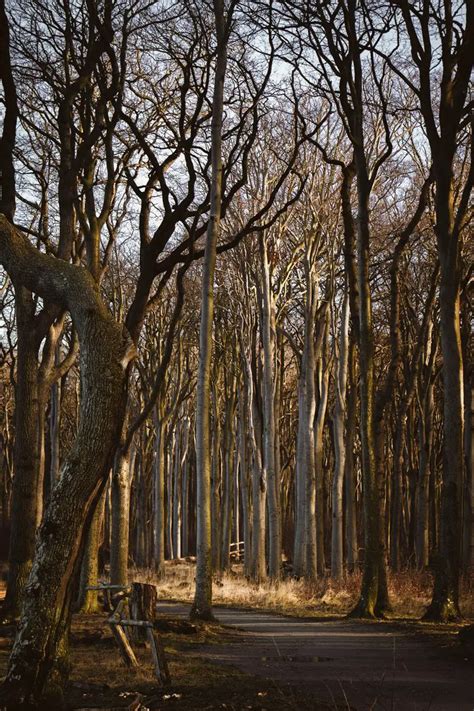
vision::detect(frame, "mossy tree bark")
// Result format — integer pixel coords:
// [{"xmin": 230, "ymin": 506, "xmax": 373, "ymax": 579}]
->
[{"xmin": 0, "ymin": 216, "xmax": 135, "ymax": 706}]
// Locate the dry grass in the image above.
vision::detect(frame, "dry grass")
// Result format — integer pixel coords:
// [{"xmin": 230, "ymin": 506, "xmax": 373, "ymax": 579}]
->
[{"xmin": 134, "ymin": 560, "xmax": 474, "ymax": 621}]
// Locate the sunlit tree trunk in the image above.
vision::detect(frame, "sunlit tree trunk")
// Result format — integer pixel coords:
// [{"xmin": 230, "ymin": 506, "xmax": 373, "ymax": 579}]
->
[
  {"xmin": 78, "ymin": 490, "xmax": 106, "ymax": 613},
  {"xmin": 192, "ymin": 0, "xmax": 229, "ymax": 619},
  {"xmin": 331, "ymin": 289, "xmax": 350, "ymax": 578},
  {"xmin": 152, "ymin": 403, "xmax": 167, "ymax": 575},
  {"xmin": 259, "ymin": 233, "xmax": 281, "ymax": 581},
  {"xmin": 111, "ymin": 447, "xmax": 134, "ymax": 586}
]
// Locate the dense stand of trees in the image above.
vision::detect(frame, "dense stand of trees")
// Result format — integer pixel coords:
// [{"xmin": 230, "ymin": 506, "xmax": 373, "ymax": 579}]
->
[{"xmin": 0, "ymin": 0, "xmax": 472, "ymax": 705}]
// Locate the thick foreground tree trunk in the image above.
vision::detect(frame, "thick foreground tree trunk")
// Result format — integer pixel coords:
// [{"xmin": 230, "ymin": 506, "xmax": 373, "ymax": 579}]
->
[{"xmin": 0, "ymin": 216, "xmax": 135, "ymax": 707}]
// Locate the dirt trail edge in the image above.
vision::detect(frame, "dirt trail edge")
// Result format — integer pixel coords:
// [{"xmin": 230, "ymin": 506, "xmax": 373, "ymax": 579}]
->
[{"xmin": 158, "ymin": 601, "xmax": 473, "ymax": 711}]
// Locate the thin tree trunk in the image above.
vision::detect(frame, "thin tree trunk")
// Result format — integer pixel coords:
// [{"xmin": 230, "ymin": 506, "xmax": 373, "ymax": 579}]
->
[
  {"xmin": 78, "ymin": 490, "xmax": 106, "ymax": 613},
  {"xmin": 110, "ymin": 447, "xmax": 134, "ymax": 586},
  {"xmin": 49, "ymin": 368, "xmax": 61, "ymax": 488},
  {"xmin": 152, "ymin": 405, "xmax": 166, "ymax": 575},
  {"xmin": 238, "ymin": 394, "xmax": 251, "ymax": 574},
  {"xmin": 259, "ymin": 233, "xmax": 280, "ymax": 581},
  {"xmin": 3, "ymin": 289, "xmax": 40, "ymax": 620},
  {"xmin": 344, "ymin": 344, "xmax": 358, "ymax": 572},
  {"xmin": 244, "ymin": 350, "xmax": 266, "ymax": 582},
  {"xmin": 172, "ymin": 430, "xmax": 181, "ymax": 559},
  {"xmin": 211, "ymin": 392, "xmax": 221, "ymax": 570},
  {"xmin": 331, "ymin": 289, "xmax": 350, "ymax": 578},
  {"xmin": 315, "ymin": 316, "xmax": 330, "ymax": 577}
]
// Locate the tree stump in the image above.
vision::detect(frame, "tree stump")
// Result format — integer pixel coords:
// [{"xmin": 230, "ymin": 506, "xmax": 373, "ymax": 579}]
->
[{"xmin": 129, "ymin": 583, "xmax": 157, "ymax": 643}]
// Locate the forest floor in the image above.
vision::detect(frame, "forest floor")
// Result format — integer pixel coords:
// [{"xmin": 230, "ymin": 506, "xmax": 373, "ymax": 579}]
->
[
  {"xmin": 0, "ymin": 566, "xmax": 473, "ymax": 710},
  {"xmin": 0, "ymin": 580, "xmax": 346, "ymax": 710}
]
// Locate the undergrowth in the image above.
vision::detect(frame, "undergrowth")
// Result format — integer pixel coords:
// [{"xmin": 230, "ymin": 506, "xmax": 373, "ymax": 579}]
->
[{"xmin": 134, "ymin": 560, "xmax": 474, "ymax": 620}]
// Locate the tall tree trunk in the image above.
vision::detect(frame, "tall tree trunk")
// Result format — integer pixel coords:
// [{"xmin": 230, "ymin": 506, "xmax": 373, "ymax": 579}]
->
[
  {"xmin": 259, "ymin": 233, "xmax": 281, "ymax": 581},
  {"xmin": 152, "ymin": 405, "xmax": 166, "ymax": 575},
  {"xmin": 425, "ymin": 258, "xmax": 464, "ymax": 620},
  {"xmin": 78, "ymin": 490, "xmax": 106, "ymax": 613},
  {"xmin": 349, "ymin": 163, "xmax": 384, "ymax": 618},
  {"xmin": 238, "ymin": 393, "xmax": 251, "ymax": 576},
  {"xmin": 331, "ymin": 289, "xmax": 349, "ymax": 578},
  {"xmin": 221, "ymin": 382, "xmax": 235, "ymax": 570},
  {"xmin": 3, "ymin": 289, "xmax": 40, "ymax": 620},
  {"xmin": 49, "ymin": 369, "xmax": 61, "ymax": 488},
  {"xmin": 315, "ymin": 316, "xmax": 330, "ymax": 577},
  {"xmin": 172, "ymin": 431, "xmax": 182, "ymax": 559},
  {"xmin": 192, "ymin": 0, "xmax": 228, "ymax": 620},
  {"xmin": 211, "ymin": 392, "xmax": 222, "ymax": 570},
  {"xmin": 179, "ymin": 417, "xmax": 190, "ymax": 559},
  {"xmin": 110, "ymin": 447, "xmax": 133, "ymax": 587},
  {"xmin": 416, "ymin": 378, "xmax": 434, "ymax": 568},
  {"xmin": 244, "ymin": 349, "xmax": 266, "ymax": 582},
  {"xmin": 344, "ymin": 345, "xmax": 358, "ymax": 572},
  {"xmin": 294, "ymin": 262, "xmax": 318, "ymax": 578}
]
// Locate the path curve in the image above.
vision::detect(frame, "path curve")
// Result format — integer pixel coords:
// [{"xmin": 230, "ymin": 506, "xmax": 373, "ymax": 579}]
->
[{"xmin": 158, "ymin": 601, "xmax": 473, "ymax": 710}]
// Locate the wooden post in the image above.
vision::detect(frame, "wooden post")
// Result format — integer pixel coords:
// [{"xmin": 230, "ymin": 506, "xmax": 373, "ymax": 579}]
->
[
  {"xmin": 147, "ymin": 627, "xmax": 171, "ymax": 686},
  {"xmin": 130, "ymin": 582, "xmax": 157, "ymax": 643},
  {"xmin": 108, "ymin": 621, "xmax": 139, "ymax": 668}
]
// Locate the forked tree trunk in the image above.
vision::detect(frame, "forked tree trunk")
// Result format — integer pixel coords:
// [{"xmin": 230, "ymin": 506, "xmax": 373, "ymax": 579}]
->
[{"xmin": 0, "ymin": 215, "xmax": 135, "ymax": 705}]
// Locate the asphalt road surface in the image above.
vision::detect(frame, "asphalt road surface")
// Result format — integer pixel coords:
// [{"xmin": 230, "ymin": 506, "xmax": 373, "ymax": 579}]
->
[{"xmin": 158, "ymin": 601, "xmax": 473, "ymax": 711}]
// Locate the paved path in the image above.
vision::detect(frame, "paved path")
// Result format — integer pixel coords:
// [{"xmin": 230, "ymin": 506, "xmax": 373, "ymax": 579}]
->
[{"xmin": 158, "ymin": 602, "xmax": 473, "ymax": 711}]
